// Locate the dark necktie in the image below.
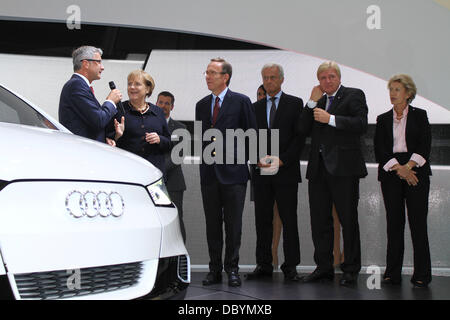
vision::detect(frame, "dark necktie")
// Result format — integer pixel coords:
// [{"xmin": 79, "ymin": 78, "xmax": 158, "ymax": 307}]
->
[
  {"xmin": 269, "ymin": 97, "xmax": 277, "ymax": 128},
  {"xmin": 326, "ymin": 95, "xmax": 334, "ymax": 111},
  {"xmin": 212, "ymin": 96, "xmax": 220, "ymax": 126},
  {"xmin": 90, "ymin": 86, "xmax": 95, "ymax": 95}
]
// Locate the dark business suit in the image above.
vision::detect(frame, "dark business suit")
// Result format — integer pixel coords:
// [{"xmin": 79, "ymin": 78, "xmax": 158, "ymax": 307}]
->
[
  {"xmin": 253, "ymin": 92, "xmax": 304, "ymax": 273},
  {"xmin": 109, "ymin": 101, "xmax": 171, "ymax": 175},
  {"xmin": 374, "ymin": 106, "xmax": 432, "ymax": 284},
  {"xmin": 59, "ymin": 74, "xmax": 117, "ymax": 142},
  {"xmin": 299, "ymin": 85, "xmax": 368, "ymax": 275},
  {"xmin": 165, "ymin": 118, "xmax": 188, "ymax": 242},
  {"xmin": 195, "ymin": 88, "xmax": 256, "ymax": 273}
]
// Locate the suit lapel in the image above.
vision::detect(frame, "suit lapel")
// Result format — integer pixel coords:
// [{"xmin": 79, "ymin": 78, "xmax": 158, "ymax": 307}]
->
[
  {"xmin": 327, "ymin": 85, "xmax": 345, "ymax": 114},
  {"xmin": 405, "ymin": 105, "xmax": 414, "ymax": 148},
  {"xmin": 168, "ymin": 118, "xmax": 175, "ymax": 134},
  {"xmin": 215, "ymin": 89, "xmax": 231, "ymax": 125},
  {"xmin": 385, "ymin": 109, "xmax": 394, "ymax": 148},
  {"xmin": 73, "ymin": 74, "xmax": 96, "ymax": 99},
  {"xmin": 272, "ymin": 93, "xmax": 286, "ymax": 128}
]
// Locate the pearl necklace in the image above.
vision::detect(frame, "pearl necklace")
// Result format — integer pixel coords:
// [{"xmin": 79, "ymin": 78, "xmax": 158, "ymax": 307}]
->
[{"xmin": 130, "ymin": 101, "xmax": 148, "ymax": 114}]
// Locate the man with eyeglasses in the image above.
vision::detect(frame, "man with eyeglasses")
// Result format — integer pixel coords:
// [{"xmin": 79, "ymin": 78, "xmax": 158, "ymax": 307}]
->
[
  {"xmin": 59, "ymin": 45, "xmax": 122, "ymax": 144},
  {"xmin": 196, "ymin": 58, "xmax": 256, "ymax": 287}
]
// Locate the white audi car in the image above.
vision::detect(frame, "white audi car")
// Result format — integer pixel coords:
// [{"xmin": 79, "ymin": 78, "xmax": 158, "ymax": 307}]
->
[{"xmin": 0, "ymin": 84, "xmax": 190, "ymax": 300}]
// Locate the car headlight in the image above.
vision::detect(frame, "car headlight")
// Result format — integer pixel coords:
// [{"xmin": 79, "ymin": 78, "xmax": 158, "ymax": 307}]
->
[{"xmin": 146, "ymin": 178, "xmax": 173, "ymax": 207}]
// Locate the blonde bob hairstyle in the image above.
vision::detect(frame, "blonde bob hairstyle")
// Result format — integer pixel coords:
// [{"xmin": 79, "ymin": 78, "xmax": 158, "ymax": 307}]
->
[
  {"xmin": 388, "ymin": 74, "xmax": 417, "ymax": 104},
  {"xmin": 127, "ymin": 70, "xmax": 155, "ymax": 97},
  {"xmin": 316, "ymin": 61, "xmax": 341, "ymax": 79}
]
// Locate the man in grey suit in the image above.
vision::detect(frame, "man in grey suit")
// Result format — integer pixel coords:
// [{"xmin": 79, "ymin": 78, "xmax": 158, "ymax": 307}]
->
[{"xmin": 156, "ymin": 91, "xmax": 187, "ymax": 243}]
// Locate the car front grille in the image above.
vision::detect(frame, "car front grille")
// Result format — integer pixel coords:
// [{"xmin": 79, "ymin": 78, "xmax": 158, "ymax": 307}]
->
[{"xmin": 14, "ymin": 262, "xmax": 143, "ymax": 300}]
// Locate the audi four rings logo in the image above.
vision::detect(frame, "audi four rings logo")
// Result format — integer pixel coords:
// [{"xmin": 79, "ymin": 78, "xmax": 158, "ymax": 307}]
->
[{"xmin": 65, "ymin": 191, "xmax": 125, "ymax": 218}]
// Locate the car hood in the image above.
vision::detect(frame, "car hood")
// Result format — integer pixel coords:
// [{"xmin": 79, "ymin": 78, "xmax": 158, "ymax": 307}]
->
[{"xmin": 0, "ymin": 123, "xmax": 162, "ymax": 185}]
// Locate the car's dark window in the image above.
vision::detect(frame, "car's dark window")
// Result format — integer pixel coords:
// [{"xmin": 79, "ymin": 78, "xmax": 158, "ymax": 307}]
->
[{"xmin": 0, "ymin": 86, "xmax": 58, "ymax": 130}]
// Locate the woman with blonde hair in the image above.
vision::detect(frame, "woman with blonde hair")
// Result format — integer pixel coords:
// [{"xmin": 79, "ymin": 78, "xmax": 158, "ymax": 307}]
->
[
  {"xmin": 374, "ymin": 74, "xmax": 432, "ymax": 288},
  {"xmin": 108, "ymin": 70, "xmax": 171, "ymax": 174}
]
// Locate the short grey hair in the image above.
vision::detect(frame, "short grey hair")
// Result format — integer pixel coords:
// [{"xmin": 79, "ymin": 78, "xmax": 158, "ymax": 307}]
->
[
  {"xmin": 261, "ymin": 63, "xmax": 284, "ymax": 79},
  {"xmin": 72, "ymin": 46, "xmax": 103, "ymax": 71}
]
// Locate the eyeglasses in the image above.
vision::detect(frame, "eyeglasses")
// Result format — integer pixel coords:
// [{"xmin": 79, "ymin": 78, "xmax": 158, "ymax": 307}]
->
[
  {"xmin": 82, "ymin": 59, "xmax": 102, "ymax": 64},
  {"xmin": 203, "ymin": 70, "xmax": 226, "ymax": 77}
]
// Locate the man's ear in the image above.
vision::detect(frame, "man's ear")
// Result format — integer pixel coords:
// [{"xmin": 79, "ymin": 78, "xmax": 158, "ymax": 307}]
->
[{"xmin": 224, "ymin": 73, "xmax": 230, "ymax": 84}]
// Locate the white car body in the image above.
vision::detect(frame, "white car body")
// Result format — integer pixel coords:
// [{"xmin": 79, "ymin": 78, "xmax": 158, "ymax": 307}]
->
[{"xmin": 0, "ymin": 84, "xmax": 190, "ymax": 300}]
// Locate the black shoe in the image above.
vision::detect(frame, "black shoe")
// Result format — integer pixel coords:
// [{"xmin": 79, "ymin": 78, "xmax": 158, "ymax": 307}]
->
[
  {"xmin": 284, "ymin": 270, "xmax": 301, "ymax": 282},
  {"xmin": 202, "ymin": 271, "xmax": 222, "ymax": 286},
  {"xmin": 301, "ymin": 269, "xmax": 334, "ymax": 283},
  {"xmin": 245, "ymin": 265, "xmax": 273, "ymax": 280},
  {"xmin": 281, "ymin": 265, "xmax": 300, "ymax": 282},
  {"xmin": 339, "ymin": 272, "xmax": 358, "ymax": 287},
  {"xmin": 381, "ymin": 277, "xmax": 401, "ymax": 285},
  {"xmin": 411, "ymin": 279, "xmax": 429, "ymax": 288},
  {"xmin": 228, "ymin": 271, "xmax": 242, "ymax": 287}
]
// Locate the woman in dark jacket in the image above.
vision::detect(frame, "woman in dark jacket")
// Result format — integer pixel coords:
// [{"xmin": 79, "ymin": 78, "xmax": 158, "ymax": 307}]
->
[
  {"xmin": 110, "ymin": 70, "xmax": 170, "ymax": 175},
  {"xmin": 374, "ymin": 74, "xmax": 432, "ymax": 287}
]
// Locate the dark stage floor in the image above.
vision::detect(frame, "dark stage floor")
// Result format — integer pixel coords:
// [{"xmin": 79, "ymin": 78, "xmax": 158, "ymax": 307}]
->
[{"xmin": 184, "ymin": 271, "xmax": 450, "ymax": 300}]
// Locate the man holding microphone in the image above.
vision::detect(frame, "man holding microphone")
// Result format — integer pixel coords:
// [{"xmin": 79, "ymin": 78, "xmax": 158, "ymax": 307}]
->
[{"xmin": 59, "ymin": 45, "xmax": 122, "ymax": 145}]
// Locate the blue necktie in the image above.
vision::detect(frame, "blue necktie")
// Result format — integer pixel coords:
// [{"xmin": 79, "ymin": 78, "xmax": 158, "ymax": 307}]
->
[{"xmin": 326, "ymin": 96, "xmax": 334, "ymax": 111}]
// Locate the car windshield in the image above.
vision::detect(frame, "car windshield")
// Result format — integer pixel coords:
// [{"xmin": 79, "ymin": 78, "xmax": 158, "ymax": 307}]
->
[{"xmin": 0, "ymin": 86, "xmax": 58, "ymax": 130}]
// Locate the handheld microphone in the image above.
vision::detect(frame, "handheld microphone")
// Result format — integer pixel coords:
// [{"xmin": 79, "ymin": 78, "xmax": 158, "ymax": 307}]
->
[
  {"xmin": 109, "ymin": 81, "xmax": 125, "ymax": 114},
  {"xmin": 108, "ymin": 81, "xmax": 116, "ymax": 90}
]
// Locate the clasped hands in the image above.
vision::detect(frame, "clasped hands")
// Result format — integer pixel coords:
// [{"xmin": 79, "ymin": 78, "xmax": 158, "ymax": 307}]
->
[
  {"xmin": 257, "ymin": 155, "xmax": 284, "ymax": 175},
  {"xmin": 391, "ymin": 163, "xmax": 419, "ymax": 186}
]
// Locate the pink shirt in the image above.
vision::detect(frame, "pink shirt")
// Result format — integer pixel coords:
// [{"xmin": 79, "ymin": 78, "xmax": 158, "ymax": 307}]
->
[{"xmin": 383, "ymin": 106, "xmax": 427, "ymax": 171}]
